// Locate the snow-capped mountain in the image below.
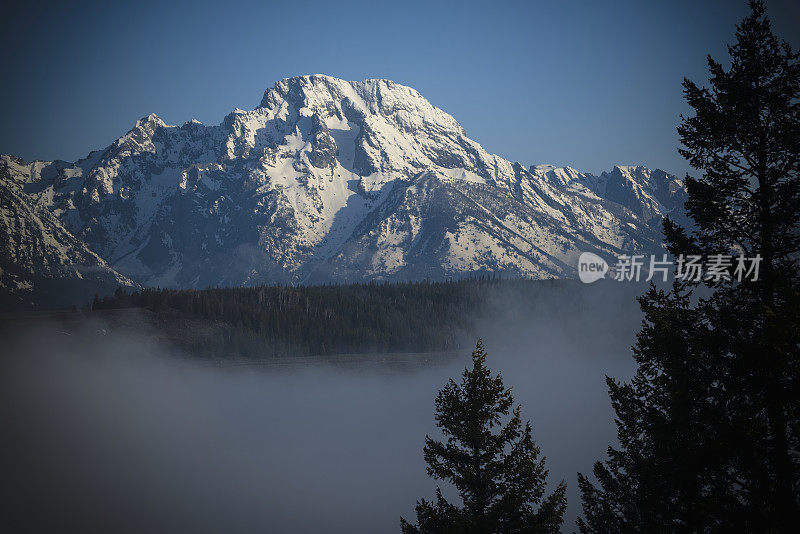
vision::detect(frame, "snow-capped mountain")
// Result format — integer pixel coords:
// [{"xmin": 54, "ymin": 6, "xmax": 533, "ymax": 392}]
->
[
  {"xmin": 0, "ymin": 157, "xmax": 134, "ymax": 307},
  {"xmin": 530, "ymin": 164, "xmax": 687, "ymax": 225},
  {"xmin": 1, "ymin": 75, "xmax": 686, "ymax": 304}
]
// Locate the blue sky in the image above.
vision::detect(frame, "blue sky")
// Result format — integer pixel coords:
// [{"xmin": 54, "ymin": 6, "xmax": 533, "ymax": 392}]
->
[{"xmin": 1, "ymin": 0, "xmax": 798, "ymax": 178}]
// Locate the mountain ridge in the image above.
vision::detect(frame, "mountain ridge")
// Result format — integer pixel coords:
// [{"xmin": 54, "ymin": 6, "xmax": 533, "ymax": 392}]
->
[{"xmin": 0, "ymin": 75, "xmax": 685, "ymax": 307}]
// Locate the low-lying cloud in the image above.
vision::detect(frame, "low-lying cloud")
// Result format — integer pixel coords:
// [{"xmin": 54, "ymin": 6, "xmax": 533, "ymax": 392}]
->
[{"xmin": 0, "ymin": 281, "xmax": 644, "ymax": 532}]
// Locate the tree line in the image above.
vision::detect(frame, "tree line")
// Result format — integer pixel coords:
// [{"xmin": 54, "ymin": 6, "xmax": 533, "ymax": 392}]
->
[{"xmin": 93, "ymin": 276, "xmax": 526, "ymax": 358}]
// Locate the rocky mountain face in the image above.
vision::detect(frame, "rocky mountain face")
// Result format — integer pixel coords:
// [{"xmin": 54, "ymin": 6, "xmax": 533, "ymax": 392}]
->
[
  {"xmin": 0, "ymin": 75, "xmax": 686, "ymax": 306},
  {"xmin": 0, "ymin": 157, "xmax": 134, "ymax": 308},
  {"xmin": 531, "ymin": 164, "xmax": 687, "ymax": 226}
]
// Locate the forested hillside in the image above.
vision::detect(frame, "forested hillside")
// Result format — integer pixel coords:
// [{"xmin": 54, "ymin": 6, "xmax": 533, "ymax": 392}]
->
[{"xmin": 93, "ymin": 277, "xmax": 555, "ymax": 358}]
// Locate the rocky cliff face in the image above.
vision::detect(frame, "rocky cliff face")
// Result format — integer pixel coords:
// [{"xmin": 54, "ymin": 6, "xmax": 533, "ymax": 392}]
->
[
  {"xmin": 1, "ymin": 75, "xmax": 686, "ymax": 304},
  {"xmin": 0, "ymin": 156, "xmax": 134, "ymax": 307}
]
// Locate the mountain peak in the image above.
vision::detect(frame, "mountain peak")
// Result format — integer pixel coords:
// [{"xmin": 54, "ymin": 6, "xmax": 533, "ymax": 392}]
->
[
  {"xmin": 255, "ymin": 75, "xmax": 462, "ymax": 135},
  {"xmin": 1, "ymin": 75, "xmax": 685, "ymax": 301},
  {"xmin": 134, "ymin": 113, "xmax": 166, "ymax": 129}
]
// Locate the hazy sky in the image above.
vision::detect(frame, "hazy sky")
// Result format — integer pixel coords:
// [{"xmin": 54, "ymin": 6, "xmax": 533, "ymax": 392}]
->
[{"xmin": 1, "ymin": 0, "xmax": 798, "ymax": 178}]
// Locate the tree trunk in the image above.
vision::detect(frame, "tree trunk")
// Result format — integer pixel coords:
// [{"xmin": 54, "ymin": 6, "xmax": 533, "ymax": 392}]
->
[{"xmin": 758, "ymin": 166, "xmax": 796, "ymax": 531}]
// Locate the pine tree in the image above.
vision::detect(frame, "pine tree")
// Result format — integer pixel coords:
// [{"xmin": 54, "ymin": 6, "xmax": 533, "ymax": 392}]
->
[
  {"xmin": 401, "ymin": 339, "xmax": 566, "ymax": 534},
  {"xmin": 579, "ymin": 1, "xmax": 800, "ymax": 531},
  {"xmin": 577, "ymin": 284, "xmax": 744, "ymax": 532},
  {"xmin": 672, "ymin": 1, "xmax": 800, "ymax": 525}
]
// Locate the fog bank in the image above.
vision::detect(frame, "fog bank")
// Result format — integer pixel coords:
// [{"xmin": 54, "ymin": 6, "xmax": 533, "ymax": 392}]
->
[{"xmin": 0, "ymin": 281, "xmax": 643, "ymax": 532}]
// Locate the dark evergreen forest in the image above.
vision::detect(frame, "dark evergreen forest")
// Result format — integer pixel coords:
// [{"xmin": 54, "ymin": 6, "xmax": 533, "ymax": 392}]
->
[{"xmin": 92, "ymin": 277, "xmax": 565, "ymax": 358}]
